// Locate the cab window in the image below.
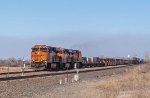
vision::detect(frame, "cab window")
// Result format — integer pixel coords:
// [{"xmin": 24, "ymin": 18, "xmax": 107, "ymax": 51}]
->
[
  {"xmin": 32, "ymin": 48, "xmax": 39, "ymax": 52},
  {"xmin": 40, "ymin": 48, "xmax": 47, "ymax": 52}
]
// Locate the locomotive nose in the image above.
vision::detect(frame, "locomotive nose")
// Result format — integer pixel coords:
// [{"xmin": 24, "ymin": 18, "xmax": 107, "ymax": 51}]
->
[
  {"xmin": 32, "ymin": 51, "xmax": 47, "ymax": 62},
  {"xmin": 32, "ymin": 52, "xmax": 41, "ymax": 62},
  {"xmin": 34, "ymin": 51, "xmax": 39, "ymax": 54}
]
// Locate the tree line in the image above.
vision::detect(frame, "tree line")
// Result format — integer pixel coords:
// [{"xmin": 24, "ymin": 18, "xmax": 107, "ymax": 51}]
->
[{"xmin": 0, "ymin": 58, "xmax": 30, "ymax": 67}]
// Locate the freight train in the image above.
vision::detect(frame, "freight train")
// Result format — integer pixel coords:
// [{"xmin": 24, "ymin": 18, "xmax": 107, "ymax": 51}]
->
[{"xmin": 30, "ymin": 45, "xmax": 143, "ymax": 71}]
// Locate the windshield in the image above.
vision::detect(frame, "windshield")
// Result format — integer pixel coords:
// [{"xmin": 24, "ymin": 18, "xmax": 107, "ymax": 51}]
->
[
  {"xmin": 32, "ymin": 48, "xmax": 39, "ymax": 52},
  {"xmin": 40, "ymin": 48, "xmax": 47, "ymax": 52}
]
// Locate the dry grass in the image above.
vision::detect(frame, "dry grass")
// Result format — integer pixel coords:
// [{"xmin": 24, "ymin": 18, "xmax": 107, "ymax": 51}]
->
[
  {"xmin": 95, "ymin": 64, "xmax": 150, "ymax": 98},
  {"xmin": 0, "ymin": 67, "xmax": 32, "ymax": 73}
]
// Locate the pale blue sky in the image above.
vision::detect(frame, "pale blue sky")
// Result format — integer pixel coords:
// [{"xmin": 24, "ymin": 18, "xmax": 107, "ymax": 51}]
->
[{"xmin": 0, "ymin": 0, "xmax": 149, "ymax": 58}]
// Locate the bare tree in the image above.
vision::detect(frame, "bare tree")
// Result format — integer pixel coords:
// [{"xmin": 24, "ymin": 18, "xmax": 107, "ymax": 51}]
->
[{"xmin": 0, "ymin": 58, "xmax": 30, "ymax": 67}]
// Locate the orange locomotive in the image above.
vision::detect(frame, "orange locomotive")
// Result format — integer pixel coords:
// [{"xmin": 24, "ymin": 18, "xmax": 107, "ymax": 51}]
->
[{"xmin": 31, "ymin": 45, "xmax": 82, "ymax": 70}]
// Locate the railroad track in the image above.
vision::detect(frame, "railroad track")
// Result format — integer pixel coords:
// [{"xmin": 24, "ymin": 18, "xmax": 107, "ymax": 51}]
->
[
  {"xmin": 0, "ymin": 70, "xmax": 34, "ymax": 75},
  {"xmin": 0, "ymin": 70, "xmax": 44, "ymax": 76},
  {"xmin": 0, "ymin": 65, "xmax": 131, "ymax": 81}
]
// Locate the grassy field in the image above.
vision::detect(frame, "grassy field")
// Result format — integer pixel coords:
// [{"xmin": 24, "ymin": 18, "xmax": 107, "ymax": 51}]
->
[{"xmin": 91, "ymin": 64, "xmax": 150, "ymax": 98}]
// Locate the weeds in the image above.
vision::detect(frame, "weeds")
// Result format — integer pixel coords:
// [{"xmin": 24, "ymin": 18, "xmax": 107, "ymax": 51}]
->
[{"xmin": 95, "ymin": 64, "xmax": 150, "ymax": 98}]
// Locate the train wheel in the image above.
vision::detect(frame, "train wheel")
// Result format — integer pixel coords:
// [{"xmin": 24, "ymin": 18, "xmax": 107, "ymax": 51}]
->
[
  {"xmin": 46, "ymin": 63, "xmax": 51, "ymax": 71},
  {"xmin": 77, "ymin": 63, "xmax": 82, "ymax": 68},
  {"xmin": 51, "ymin": 63, "xmax": 59, "ymax": 71},
  {"xmin": 65, "ymin": 63, "xmax": 71, "ymax": 69},
  {"xmin": 43, "ymin": 65, "xmax": 48, "ymax": 71}
]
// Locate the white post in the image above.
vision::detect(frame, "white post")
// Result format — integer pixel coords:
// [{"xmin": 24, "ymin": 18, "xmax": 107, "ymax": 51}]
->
[
  {"xmin": 72, "ymin": 78, "xmax": 74, "ymax": 83},
  {"xmin": 23, "ymin": 63, "xmax": 26, "ymax": 68},
  {"xmin": 65, "ymin": 78, "xmax": 67, "ymax": 83},
  {"xmin": 21, "ymin": 57, "xmax": 25, "ymax": 76},
  {"xmin": 74, "ymin": 63, "xmax": 77, "ymax": 69},
  {"xmin": 74, "ymin": 63, "xmax": 80, "ymax": 81},
  {"xmin": 21, "ymin": 69, "xmax": 24, "ymax": 76},
  {"xmin": 59, "ymin": 80, "xmax": 62, "ymax": 85}
]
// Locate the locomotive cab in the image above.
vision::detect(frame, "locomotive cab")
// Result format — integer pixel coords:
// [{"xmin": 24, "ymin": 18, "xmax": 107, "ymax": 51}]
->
[{"xmin": 31, "ymin": 45, "xmax": 49, "ymax": 70}]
